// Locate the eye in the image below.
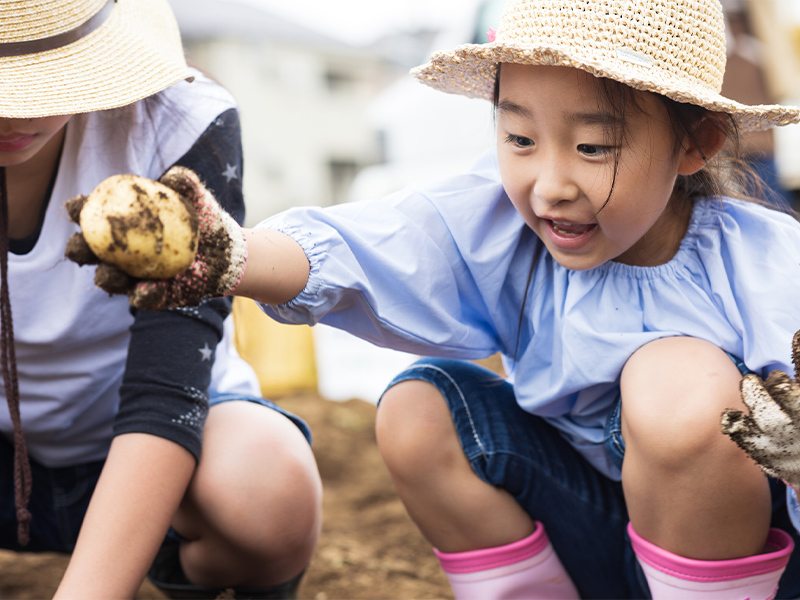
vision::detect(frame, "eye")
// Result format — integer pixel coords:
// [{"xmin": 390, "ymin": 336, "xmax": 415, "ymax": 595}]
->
[
  {"xmin": 577, "ymin": 143, "xmax": 612, "ymax": 157},
  {"xmin": 505, "ymin": 134, "xmax": 534, "ymax": 149}
]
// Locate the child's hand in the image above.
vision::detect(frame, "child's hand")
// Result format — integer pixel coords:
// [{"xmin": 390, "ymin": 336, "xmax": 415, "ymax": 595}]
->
[
  {"xmin": 721, "ymin": 331, "xmax": 800, "ymax": 490},
  {"xmin": 65, "ymin": 166, "xmax": 247, "ymax": 310}
]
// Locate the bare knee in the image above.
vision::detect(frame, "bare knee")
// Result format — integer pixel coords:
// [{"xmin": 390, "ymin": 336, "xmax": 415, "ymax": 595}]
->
[
  {"xmin": 620, "ymin": 336, "xmax": 745, "ymax": 467},
  {"xmin": 620, "ymin": 337, "xmax": 772, "ymax": 558},
  {"xmin": 376, "ymin": 380, "xmax": 463, "ymax": 484},
  {"xmin": 176, "ymin": 403, "xmax": 321, "ymax": 583}
]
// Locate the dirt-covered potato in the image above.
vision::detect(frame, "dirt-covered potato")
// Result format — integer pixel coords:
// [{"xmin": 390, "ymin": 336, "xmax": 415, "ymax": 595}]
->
[{"xmin": 79, "ymin": 174, "xmax": 199, "ymax": 279}]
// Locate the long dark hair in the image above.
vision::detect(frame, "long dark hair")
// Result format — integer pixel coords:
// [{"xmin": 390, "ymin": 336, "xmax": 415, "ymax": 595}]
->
[{"xmin": 493, "ymin": 63, "xmax": 792, "ymax": 360}]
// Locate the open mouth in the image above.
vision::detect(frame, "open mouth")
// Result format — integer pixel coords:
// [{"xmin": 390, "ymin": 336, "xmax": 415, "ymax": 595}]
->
[
  {"xmin": 541, "ymin": 218, "xmax": 599, "ymax": 252},
  {"xmin": 549, "ymin": 220, "xmax": 597, "ymax": 237}
]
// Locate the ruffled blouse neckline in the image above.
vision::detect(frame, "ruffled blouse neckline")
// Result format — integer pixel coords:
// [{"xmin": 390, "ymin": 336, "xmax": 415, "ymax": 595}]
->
[{"xmin": 587, "ymin": 197, "xmax": 722, "ymax": 281}]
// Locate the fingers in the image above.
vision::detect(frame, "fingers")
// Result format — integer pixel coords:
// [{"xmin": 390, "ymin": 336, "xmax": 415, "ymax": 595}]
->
[
  {"xmin": 764, "ymin": 370, "xmax": 800, "ymax": 422},
  {"xmin": 160, "ymin": 165, "xmax": 201, "ymax": 187},
  {"xmin": 720, "ymin": 406, "xmax": 785, "ymax": 482},
  {"xmin": 721, "ymin": 406, "xmax": 759, "ymax": 437},
  {"xmin": 94, "ymin": 263, "xmax": 135, "ymax": 296},
  {"xmin": 64, "ymin": 233, "xmax": 99, "ymax": 266},
  {"xmin": 793, "ymin": 330, "xmax": 800, "ymax": 381},
  {"xmin": 739, "ymin": 373, "xmax": 793, "ymax": 429},
  {"xmin": 160, "ymin": 166, "xmax": 207, "ymax": 204},
  {"xmin": 64, "ymin": 195, "xmax": 87, "ymax": 224}
]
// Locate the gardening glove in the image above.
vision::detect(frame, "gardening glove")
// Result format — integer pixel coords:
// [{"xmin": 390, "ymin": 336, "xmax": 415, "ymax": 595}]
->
[
  {"xmin": 64, "ymin": 166, "xmax": 247, "ymax": 310},
  {"xmin": 721, "ymin": 330, "xmax": 800, "ymax": 491}
]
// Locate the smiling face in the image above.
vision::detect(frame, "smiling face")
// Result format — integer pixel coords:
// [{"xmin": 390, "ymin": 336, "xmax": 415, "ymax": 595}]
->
[{"xmin": 496, "ymin": 63, "xmax": 706, "ymax": 270}]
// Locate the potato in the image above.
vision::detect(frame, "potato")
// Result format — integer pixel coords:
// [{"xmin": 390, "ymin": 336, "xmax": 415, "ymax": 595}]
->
[{"xmin": 79, "ymin": 174, "xmax": 199, "ymax": 279}]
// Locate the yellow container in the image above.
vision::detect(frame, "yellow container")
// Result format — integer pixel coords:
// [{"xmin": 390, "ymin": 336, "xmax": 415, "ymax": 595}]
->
[{"xmin": 232, "ymin": 297, "xmax": 318, "ymax": 398}]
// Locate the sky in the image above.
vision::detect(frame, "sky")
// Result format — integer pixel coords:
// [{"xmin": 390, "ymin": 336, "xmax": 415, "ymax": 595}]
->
[{"xmin": 228, "ymin": 0, "xmax": 478, "ymax": 45}]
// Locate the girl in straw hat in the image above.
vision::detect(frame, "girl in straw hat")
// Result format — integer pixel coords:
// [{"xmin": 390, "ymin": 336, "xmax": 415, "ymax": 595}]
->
[
  {"xmin": 71, "ymin": 0, "xmax": 800, "ymax": 597},
  {"xmin": 0, "ymin": 0, "xmax": 321, "ymax": 598}
]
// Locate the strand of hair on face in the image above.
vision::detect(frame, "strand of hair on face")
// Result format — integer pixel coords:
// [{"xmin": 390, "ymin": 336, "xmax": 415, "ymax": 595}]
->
[{"xmin": 0, "ymin": 167, "xmax": 31, "ymax": 546}]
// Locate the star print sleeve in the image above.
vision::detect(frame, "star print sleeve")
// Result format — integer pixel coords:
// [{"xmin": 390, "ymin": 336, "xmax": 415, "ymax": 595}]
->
[
  {"xmin": 112, "ymin": 300, "xmax": 230, "ymax": 460},
  {"xmin": 170, "ymin": 107, "xmax": 245, "ymax": 221},
  {"xmin": 112, "ymin": 109, "xmax": 244, "ymax": 460}
]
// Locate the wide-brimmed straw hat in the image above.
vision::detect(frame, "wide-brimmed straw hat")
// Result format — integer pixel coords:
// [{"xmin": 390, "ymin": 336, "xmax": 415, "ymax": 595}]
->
[
  {"xmin": 412, "ymin": 0, "xmax": 800, "ymax": 131},
  {"xmin": 0, "ymin": 0, "xmax": 192, "ymax": 118}
]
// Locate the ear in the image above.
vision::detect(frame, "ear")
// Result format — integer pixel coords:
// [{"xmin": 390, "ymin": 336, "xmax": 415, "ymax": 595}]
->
[{"xmin": 676, "ymin": 114, "xmax": 728, "ymax": 176}]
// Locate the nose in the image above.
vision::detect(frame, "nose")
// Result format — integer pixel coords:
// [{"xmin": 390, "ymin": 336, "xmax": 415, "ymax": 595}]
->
[{"xmin": 533, "ymin": 153, "xmax": 579, "ymax": 206}]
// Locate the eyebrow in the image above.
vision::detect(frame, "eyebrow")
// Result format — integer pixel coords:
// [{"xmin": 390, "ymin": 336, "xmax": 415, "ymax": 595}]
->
[
  {"xmin": 496, "ymin": 99, "xmax": 533, "ymax": 119},
  {"xmin": 568, "ymin": 111, "xmax": 622, "ymax": 127},
  {"xmin": 496, "ymin": 99, "xmax": 621, "ymax": 127}
]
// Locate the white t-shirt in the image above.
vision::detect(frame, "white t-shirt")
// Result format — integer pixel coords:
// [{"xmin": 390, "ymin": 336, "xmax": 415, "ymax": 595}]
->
[{"xmin": 3, "ymin": 70, "xmax": 260, "ymax": 467}]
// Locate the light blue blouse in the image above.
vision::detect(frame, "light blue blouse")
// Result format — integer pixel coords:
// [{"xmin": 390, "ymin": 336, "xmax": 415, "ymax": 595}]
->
[{"xmin": 257, "ymin": 150, "xmax": 800, "ymax": 483}]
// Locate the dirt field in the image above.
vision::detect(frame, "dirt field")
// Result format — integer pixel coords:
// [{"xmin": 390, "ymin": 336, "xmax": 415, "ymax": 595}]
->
[{"xmin": 0, "ymin": 393, "xmax": 453, "ymax": 600}]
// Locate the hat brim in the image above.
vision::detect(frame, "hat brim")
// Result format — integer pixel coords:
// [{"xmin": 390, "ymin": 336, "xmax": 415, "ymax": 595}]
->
[
  {"xmin": 412, "ymin": 42, "xmax": 800, "ymax": 132},
  {"xmin": 0, "ymin": 0, "xmax": 192, "ymax": 118}
]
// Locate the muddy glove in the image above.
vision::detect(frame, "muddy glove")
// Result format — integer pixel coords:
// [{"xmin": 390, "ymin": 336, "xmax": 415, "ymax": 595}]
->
[
  {"xmin": 721, "ymin": 330, "xmax": 800, "ymax": 491},
  {"xmin": 65, "ymin": 166, "xmax": 247, "ymax": 310}
]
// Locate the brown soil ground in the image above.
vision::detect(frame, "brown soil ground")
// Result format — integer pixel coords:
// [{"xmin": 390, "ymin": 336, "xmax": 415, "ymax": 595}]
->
[{"xmin": 0, "ymin": 393, "xmax": 453, "ymax": 600}]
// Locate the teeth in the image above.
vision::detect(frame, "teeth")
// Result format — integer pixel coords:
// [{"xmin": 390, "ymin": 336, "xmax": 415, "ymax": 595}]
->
[{"xmin": 551, "ymin": 220, "xmax": 588, "ymax": 236}]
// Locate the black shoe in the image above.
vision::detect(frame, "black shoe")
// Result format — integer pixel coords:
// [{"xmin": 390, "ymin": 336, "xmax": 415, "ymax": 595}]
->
[{"xmin": 147, "ymin": 540, "xmax": 304, "ymax": 600}]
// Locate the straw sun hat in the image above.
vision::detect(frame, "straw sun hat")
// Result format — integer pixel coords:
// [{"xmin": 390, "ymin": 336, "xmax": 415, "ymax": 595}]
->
[
  {"xmin": 412, "ymin": 0, "xmax": 800, "ymax": 131},
  {"xmin": 0, "ymin": 0, "xmax": 192, "ymax": 118}
]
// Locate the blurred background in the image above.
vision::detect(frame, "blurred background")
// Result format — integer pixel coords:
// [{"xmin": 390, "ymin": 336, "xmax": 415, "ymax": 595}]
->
[
  {"xmin": 167, "ymin": 0, "xmax": 502, "ymax": 225},
  {"xmin": 166, "ymin": 0, "xmax": 800, "ymax": 403}
]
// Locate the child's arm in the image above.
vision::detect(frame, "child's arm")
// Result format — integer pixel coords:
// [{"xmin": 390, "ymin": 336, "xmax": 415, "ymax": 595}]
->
[
  {"xmin": 54, "ymin": 433, "xmax": 194, "ymax": 599},
  {"xmin": 65, "ymin": 167, "xmax": 309, "ymax": 310},
  {"xmin": 234, "ymin": 227, "xmax": 310, "ymax": 305},
  {"xmin": 721, "ymin": 330, "xmax": 800, "ymax": 491},
  {"xmin": 66, "ymin": 159, "xmax": 509, "ymax": 357}
]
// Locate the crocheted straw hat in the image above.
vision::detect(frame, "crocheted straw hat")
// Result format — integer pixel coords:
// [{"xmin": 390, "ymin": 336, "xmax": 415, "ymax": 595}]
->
[
  {"xmin": 0, "ymin": 0, "xmax": 192, "ymax": 118},
  {"xmin": 411, "ymin": 0, "xmax": 800, "ymax": 131}
]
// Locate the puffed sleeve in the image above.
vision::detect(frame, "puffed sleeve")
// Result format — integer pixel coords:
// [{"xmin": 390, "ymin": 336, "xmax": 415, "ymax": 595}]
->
[
  {"xmin": 257, "ymin": 152, "xmax": 527, "ymax": 359},
  {"xmin": 712, "ymin": 200, "xmax": 800, "ymax": 377}
]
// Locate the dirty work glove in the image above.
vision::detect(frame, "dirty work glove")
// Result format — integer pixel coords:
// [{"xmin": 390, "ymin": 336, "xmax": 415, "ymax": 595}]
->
[
  {"xmin": 65, "ymin": 166, "xmax": 247, "ymax": 310},
  {"xmin": 721, "ymin": 330, "xmax": 800, "ymax": 491}
]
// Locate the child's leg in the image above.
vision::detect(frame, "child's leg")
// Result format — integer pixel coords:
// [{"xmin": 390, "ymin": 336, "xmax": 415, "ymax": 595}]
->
[
  {"xmin": 377, "ymin": 378, "xmax": 536, "ymax": 553},
  {"xmin": 376, "ymin": 358, "xmax": 642, "ymax": 599},
  {"xmin": 628, "ymin": 522, "xmax": 792, "ymax": 599},
  {"xmin": 379, "ymin": 378, "xmax": 576, "ymax": 599},
  {"xmin": 432, "ymin": 521, "xmax": 578, "ymax": 599},
  {"xmin": 149, "ymin": 398, "xmax": 321, "ymax": 597},
  {"xmin": 620, "ymin": 336, "xmax": 790, "ymax": 596}
]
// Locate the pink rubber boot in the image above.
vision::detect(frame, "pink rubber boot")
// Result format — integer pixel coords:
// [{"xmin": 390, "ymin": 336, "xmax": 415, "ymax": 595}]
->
[
  {"xmin": 628, "ymin": 523, "xmax": 794, "ymax": 600},
  {"xmin": 433, "ymin": 522, "xmax": 579, "ymax": 599}
]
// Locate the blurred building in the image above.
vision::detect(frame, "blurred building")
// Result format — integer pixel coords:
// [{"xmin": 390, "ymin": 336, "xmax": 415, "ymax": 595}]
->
[
  {"xmin": 167, "ymin": 0, "xmax": 432, "ymax": 402},
  {"xmin": 168, "ymin": 0, "xmax": 407, "ymax": 225},
  {"xmin": 349, "ymin": 0, "xmax": 500, "ymax": 202}
]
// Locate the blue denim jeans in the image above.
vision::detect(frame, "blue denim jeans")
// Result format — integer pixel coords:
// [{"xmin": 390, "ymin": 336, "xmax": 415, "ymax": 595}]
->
[
  {"xmin": 383, "ymin": 357, "xmax": 800, "ymax": 599},
  {"xmin": 0, "ymin": 394, "xmax": 310, "ymax": 553}
]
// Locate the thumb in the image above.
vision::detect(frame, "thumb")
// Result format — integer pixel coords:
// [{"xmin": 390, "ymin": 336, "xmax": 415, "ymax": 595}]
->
[
  {"xmin": 159, "ymin": 166, "xmax": 207, "ymax": 210},
  {"xmin": 94, "ymin": 263, "xmax": 135, "ymax": 296},
  {"xmin": 64, "ymin": 195, "xmax": 87, "ymax": 224}
]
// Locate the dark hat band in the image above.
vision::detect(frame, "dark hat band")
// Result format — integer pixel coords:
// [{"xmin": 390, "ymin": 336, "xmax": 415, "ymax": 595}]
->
[{"xmin": 0, "ymin": 0, "xmax": 116, "ymax": 58}]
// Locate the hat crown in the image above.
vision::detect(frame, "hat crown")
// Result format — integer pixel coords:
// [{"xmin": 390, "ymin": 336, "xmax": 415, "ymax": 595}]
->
[
  {"xmin": 495, "ymin": 0, "xmax": 727, "ymax": 95},
  {"xmin": 0, "ymin": 0, "xmax": 108, "ymax": 43}
]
